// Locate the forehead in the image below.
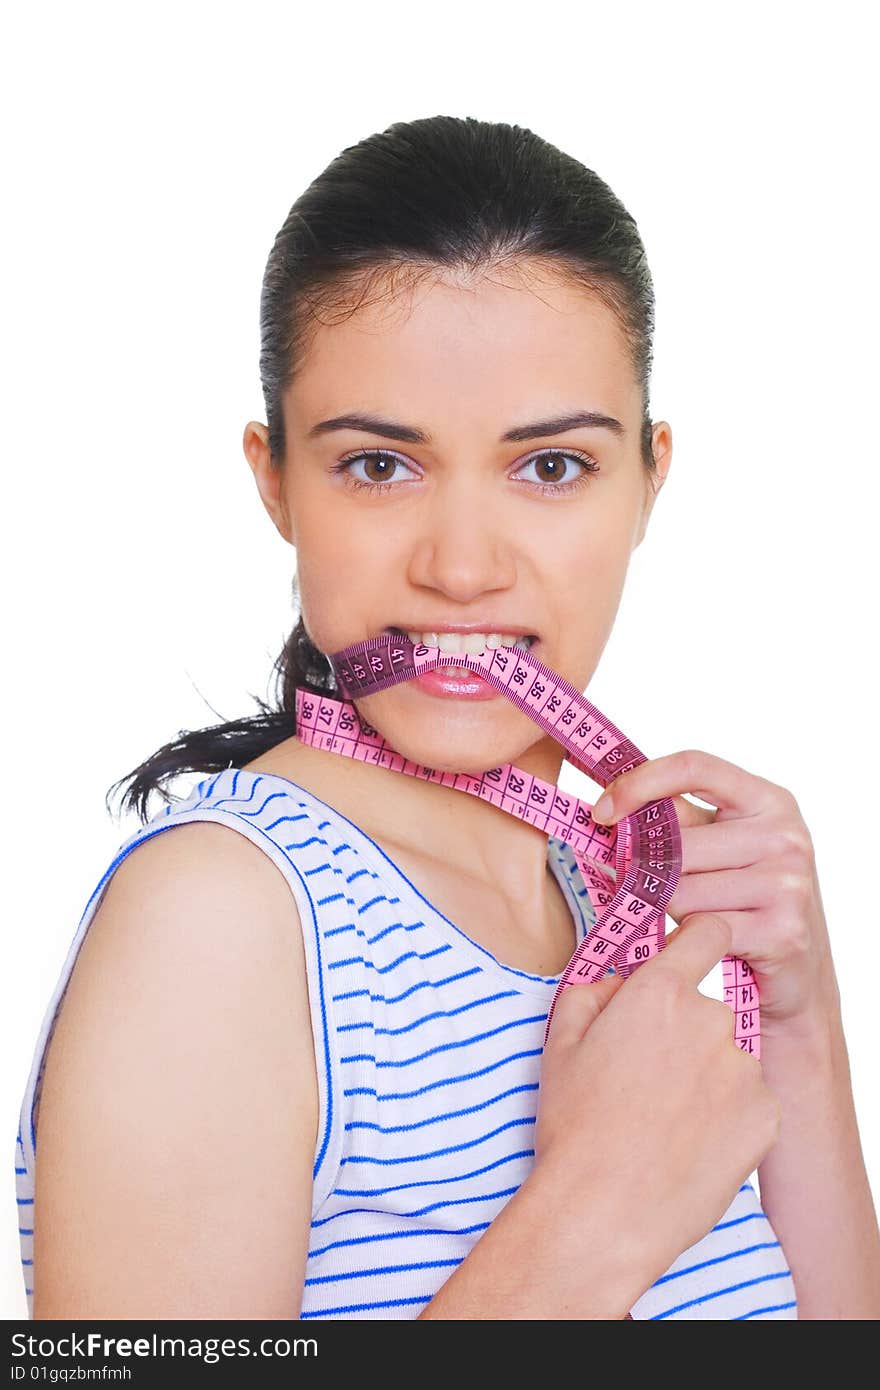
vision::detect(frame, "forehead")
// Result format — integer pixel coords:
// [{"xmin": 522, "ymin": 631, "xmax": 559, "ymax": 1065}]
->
[{"xmin": 287, "ymin": 260, "xmax": 639, "ymax": 434}]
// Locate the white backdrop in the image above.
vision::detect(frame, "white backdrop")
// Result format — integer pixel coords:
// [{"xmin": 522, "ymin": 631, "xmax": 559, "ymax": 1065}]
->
[{"xmin": 2, "ymin": 0, "xmax": 877, "ymax": 1320}]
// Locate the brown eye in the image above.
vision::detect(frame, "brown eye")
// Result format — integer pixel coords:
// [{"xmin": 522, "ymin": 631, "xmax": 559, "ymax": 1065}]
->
[
  {"xmin": 513, "ymin": 449, "xmax": 600, "ymax": 494},
  {"xmin": 534, "ymin": 452, "xmax": 571, "ymax": 484},
  {"xmin": 359, "ymin": 451, "xmax": 401, "ymax": 483},
  {"xmin": 333, "ymin": 449, "xmax": 420, "ymax": 493}
]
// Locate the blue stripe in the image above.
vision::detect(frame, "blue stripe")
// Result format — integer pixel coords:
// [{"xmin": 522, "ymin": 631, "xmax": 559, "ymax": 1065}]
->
[
  {"xmin": 311, "ymin": 1184, "xmax": 520, "ymax": 1228},
  {"xmin": 334, "ymin": 1148, "xmax": 533, "ymax": 1198},
  {"xmin": 263, "ymin": 813, "xmax": 311, "ymax": 831},
  {"xmin": 365, "ymin": 919, "xmax": 428, "ymax": 945},
  {"xmin": 218, "ymin": 787, "xmax": 301, "ymax": 821},
  {"xmin": 309, "ymin": 1221, "xmax": 490, "ymax": 1260},
  {"xmin": 713, "ymin": 1210, "xmax": 769, "ymax": 1233},
  {"xmin": 357, "ymin": 894, "xmax": 401, "ymax": 914},
  {"xmin": 300, "ymin": 1294, "xmax": 432, "ymax": 1318},
  {"xmin": 342, "ymin": 1115, "xmax": 536, "ymax": 1166},
  {"xmin": 305, "ymin": 1256, "xmax": 462, "ymax": 1287},
  {"xmin": 199, "ymin": 769, "xmax": 258, "ymax": 810},
  {"xmin": 332, "ymin": 968, "xmax": 481, "ymax": 1006},
  {"xmin": 328, "ymin": 944, "xmax": 452, "ymax": 975},
  {"xmin": 733, "ymin": 1300, "xmax": 798, "ymax": 1319},
  {"xmin": 344, "ymin": 1083, "xmax": 539, "ymax": 1134},
  {"xmin": 343, "ymin": 1047, "xmax": 544, "ymax": 1101},
  {"xmin": 651, "ymin": 1269, "xmax": 793, "ymax": 1319},
  {"xmin": 267, "ymin": 771, "xmax": 563, "ymax": 986},
  {"xmin": 338, "ymin": 991, "xmax": 519, "ymax": 1038},
  {"xmin": 340, "ymin": 1014, "xmax": 546, "ymax": 1068},
  {"xmin": 652, "ymin": 1240, "xmax": 781, "ymax": 1285},
  {"xmin": 324, "ymin": 920, "xmax": 429, "ymax": 945}
]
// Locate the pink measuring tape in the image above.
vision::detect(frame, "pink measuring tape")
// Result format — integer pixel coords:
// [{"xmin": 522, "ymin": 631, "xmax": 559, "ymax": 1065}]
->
[{"xmin": 293, "ymin": 633, "xmax": 761, "ymax": 1058}]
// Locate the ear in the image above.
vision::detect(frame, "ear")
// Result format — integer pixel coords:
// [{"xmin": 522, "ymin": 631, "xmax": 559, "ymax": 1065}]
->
[
  {"xmin": 242, "ymin": 421, "xmax": 296, "ymax": 546},
  {"xmin": 633, "ymin": 421, "xmax": 672, "ymax": 549}
]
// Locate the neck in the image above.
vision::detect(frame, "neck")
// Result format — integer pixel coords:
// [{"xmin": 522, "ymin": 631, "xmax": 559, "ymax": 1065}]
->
[{"xmin": 286, "ymin": 727, "xmax": 569, "ymax": 925}]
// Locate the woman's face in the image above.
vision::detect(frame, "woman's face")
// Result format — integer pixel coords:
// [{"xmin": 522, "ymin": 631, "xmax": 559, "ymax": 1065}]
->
[{"xmin": 244, "ymin": 259, "xmax": 672, "ymax": 780}]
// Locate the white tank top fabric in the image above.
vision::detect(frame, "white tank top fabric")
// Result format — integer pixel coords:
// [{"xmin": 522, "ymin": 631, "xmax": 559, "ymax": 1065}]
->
[{"xmin": 15, "ymin": 766, "xmax": 798, "ymax": 1320}]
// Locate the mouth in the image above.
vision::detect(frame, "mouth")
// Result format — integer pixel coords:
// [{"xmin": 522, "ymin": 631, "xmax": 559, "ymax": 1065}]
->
[{"xmin": 382, "ymin": 626, "xmax": 539, "ymax": 656}]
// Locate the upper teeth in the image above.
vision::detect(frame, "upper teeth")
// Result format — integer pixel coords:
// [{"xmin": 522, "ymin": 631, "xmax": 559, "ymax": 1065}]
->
[{"xmin": 404, "ymin": 631, "xmax": 535, "ymax": 654}]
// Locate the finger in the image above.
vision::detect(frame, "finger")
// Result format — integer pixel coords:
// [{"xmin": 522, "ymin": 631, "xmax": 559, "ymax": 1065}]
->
[
  {"xmin": 651, "ymin": 911, "xmax": 733, "ymax": 987},
  {"xmin": 670, "ymin": 793, "xmax": 717, "ymax": 830},
  {"xmin": 591, "ymin": 749, "xmax": 774, "ymax": 826},
  {"xmin": 544, "ymin": 970, "xmax": 625, "ymax": 1048},
  {"xmin": 667, "ymin": 909, "xmax": 775, "ymax": 971},
  {"xmin": 668, "ymin": 865, "xmax": 778, "ymax": 918},
  {"xmin": 678, "ymin": 820, "xmax": 766, "ymax": 873}
]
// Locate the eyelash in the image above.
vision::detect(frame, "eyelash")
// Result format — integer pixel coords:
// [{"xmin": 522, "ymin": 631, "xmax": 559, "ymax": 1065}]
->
[{"xmin": 330, "ymin": 447, "xmax": 601, "ymax": 497}]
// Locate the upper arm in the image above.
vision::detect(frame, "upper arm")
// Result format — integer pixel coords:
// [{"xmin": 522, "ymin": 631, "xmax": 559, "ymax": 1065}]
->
[{"xmin": 32, "ymin": 820, "xmax": 319, "ymax": 1319}]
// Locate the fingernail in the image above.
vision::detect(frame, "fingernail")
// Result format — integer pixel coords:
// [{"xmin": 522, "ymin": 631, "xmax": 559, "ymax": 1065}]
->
[{"xmin": 592, "ymin": 793, "xmax": 614, "ymax": 822}]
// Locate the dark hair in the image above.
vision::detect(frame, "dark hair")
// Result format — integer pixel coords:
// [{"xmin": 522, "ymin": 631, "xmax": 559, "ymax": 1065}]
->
[{"xmin": 107, "ymin": 114, "xmax": 659, "ymax": 826}]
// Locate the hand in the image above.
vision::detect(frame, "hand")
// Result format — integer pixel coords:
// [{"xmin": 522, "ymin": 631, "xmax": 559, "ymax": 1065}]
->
[
  {"xmin": 590, "ymin": 749, "xmax": 838, "ymax": 1032},
  {"xmin": 536, "ymin": 912, "xmax": 783, "ymax": 1289}
]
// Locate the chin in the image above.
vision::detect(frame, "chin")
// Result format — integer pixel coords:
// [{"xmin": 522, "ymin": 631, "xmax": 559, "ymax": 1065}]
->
[{"xmin": 377, "ymin": 710, "xmax": 544, "ymax": 770}]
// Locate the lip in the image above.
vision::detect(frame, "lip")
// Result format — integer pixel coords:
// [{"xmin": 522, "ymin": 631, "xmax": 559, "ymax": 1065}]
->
[
  {"xmin": 387, "ymin": 628, "xmax": 545, "ymax": 703},
  {"xmin": 412, "ymin": 666, "xmax": 505, "ymax": 701},
  {"xmin": 382, "ymin": 623, "xmax": 539, "ymax": 639}
]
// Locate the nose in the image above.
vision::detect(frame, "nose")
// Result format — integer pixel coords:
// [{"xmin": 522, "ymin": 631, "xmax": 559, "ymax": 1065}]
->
[{"xmin": 404, "ymin": 474, "xmax": 518, "ymax": 601}]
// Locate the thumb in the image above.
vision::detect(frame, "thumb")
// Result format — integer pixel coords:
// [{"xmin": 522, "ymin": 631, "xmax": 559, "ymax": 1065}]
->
[{"xmin": 545, "ymin": 969, "xmax": 626, "ymax": 1048}]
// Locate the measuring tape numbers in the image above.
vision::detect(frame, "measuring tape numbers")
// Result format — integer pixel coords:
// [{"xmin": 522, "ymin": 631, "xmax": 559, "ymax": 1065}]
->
[{"xmin": 292, "ymin": 632, "xmax": 760, "ymax": 1057}]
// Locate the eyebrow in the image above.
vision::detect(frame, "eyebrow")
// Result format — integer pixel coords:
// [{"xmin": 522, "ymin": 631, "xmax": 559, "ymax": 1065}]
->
[{"xmin": 306, "ymin": 409, "xmax": 625, "ymax": 444}]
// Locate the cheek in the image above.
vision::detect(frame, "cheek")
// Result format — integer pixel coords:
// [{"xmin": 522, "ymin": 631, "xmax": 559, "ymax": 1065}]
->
[
  {"xmin": 289, "ymin": 503, "xmax": 394, "ymax": 650},
  {"xmin": 543, "ymin": 520, "xmax": 636, "ymax": 680},
  {"xmin": 547, "ymin": 514, "xmax": 633, "ymax": 605},
  {"xmin": 294, "ymin": 553, "xmax": 365, "ymax": 651}
]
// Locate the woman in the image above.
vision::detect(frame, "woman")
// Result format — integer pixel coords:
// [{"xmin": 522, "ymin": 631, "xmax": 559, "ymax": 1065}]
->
[{"xmin": 16, "ymin": 115, "xmax": 880, "ymax": 1320}]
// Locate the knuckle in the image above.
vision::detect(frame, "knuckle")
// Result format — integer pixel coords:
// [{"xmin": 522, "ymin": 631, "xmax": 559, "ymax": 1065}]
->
[
  {"xmin": 766, "ymin": 777, "xmax": 795, "ymax": 804},
  {"xmin": 688, "ymin": 910, "xmax": 732, "ymax": 954},
  {"xmin": 775, "ymin": 912, "xmax": 812, "ymax": 958},
  {"xmin": 773, "ymin": 821, "xmax": 814, "ymax": 863},
  {"xmin": 680, "ymin": 748, "xmax": 704, "ymax": 781},
  {"xmin": 775, "ymin": 869, "xmax": 813, "ymax": 911},
  {"xmin": 554, "ymin": 980, "xmax": 599, "ymax": 1022}
]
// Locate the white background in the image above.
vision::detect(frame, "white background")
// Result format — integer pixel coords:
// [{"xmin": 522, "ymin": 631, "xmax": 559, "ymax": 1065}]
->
[{"xmin": 2, "ymin": 0, "xmax": 877, "ymax": 1319}]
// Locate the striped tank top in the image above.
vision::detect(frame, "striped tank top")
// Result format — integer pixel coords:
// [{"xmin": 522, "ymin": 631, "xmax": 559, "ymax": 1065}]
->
[{"xmin": 15, "ymin": 765, "xmax": 798, "ymax": 1319}]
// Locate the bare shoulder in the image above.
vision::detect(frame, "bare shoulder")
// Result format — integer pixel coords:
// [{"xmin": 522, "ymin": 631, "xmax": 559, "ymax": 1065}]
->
[
  {"xmin": 32, "ymin": 817, "xmax": 318, "ymax": 1319},
  {"xmin": 78, "ymin": 819, "xmax": 313, "ymax": 1009}
]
